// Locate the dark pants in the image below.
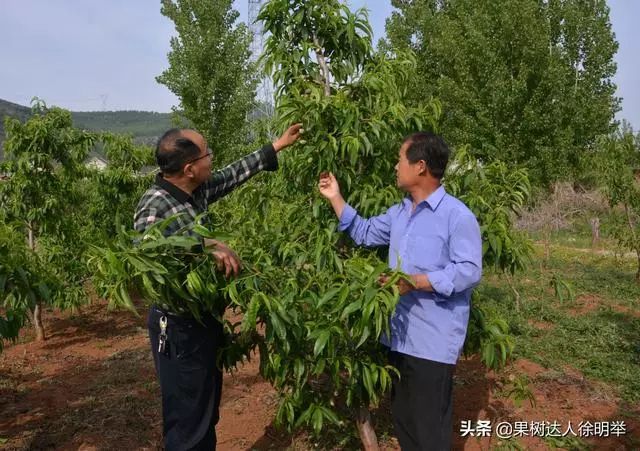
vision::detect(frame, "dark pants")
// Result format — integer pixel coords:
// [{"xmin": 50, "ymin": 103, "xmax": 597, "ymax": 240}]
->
[
  {"xmin": 148, "ymin": 306, "xmax": 224, "ymax": 451},
  {"xmin": 388, "ymin": 350, "xmax": 455, "ymax": 451}
]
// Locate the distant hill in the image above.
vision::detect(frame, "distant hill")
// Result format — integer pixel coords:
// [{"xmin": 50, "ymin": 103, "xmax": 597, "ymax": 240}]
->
[{"xmin": 0, "ymin": 98, "xmax": 175, "ymax": 159}]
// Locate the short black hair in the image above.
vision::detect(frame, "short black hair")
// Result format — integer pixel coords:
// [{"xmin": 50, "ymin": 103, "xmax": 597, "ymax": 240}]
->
[
  {"xmin": 155, "ymin": 128, "xmax": 201, "ymax": 175},
  {"xmin": 404, "ymin": 132, "xmax": 450, "ymax": 180}
]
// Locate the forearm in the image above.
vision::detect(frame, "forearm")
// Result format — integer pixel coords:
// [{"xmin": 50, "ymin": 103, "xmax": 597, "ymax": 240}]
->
[
  {"xmin": 328, "ymin": 194, "xmax": 346, "ymax": 219},
  {"xmin": 423, "ymin": 261, "xmax": 481, "ymax": 298},
  {"xmin": 409, "ymin": 274, "xmax": 434, "ymax": 292},
  {"xmin": 204, "ymin": 145, "xmax": 277, "ymax": 203}
]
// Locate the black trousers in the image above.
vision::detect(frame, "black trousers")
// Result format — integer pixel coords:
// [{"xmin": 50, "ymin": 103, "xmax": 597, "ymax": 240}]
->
[
  {"xmin": 148, "ymin": 306, "xmax": 224, "ymax": 451},
  {"xmin": 388, "ymin": 350, "xmax": 455, "ymax": 451}
]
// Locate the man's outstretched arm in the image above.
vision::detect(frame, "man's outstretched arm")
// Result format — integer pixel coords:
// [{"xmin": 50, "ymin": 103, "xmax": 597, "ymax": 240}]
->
[
  {"xmin": 202, "ymin": 123, "xmax": 303, "ymax": 203},
  {"xmin": 318, "ymin": 172, "xmax": 392, "ymax": 247}
]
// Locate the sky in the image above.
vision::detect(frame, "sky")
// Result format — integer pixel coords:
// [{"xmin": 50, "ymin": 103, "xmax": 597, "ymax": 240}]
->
[{"xmin": 0, "ymin": 0, "xmax": 637, "ymax": 129}]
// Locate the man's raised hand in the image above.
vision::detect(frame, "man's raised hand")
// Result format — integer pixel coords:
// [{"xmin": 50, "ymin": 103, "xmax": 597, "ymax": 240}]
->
[
  {"xmin": 318, "ymin": 171, "xmax": 341, "ymax": 200},
  {"xmin": 273, "ymin": 123, "xmax": 304, "ymax": 152}
]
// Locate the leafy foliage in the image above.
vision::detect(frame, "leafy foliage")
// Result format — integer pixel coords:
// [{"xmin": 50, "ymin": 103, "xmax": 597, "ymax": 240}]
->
[
  {"xmin": 0, "ymin": 100, "xmax": 156, "ymax": 342},
  {"xmin": 84, "ymin": 133, "xmax": 155, "ymax": 239},
  {"xmin": 385, "ymin": 0, "xmax": 619, "ymax": 186},
  {"xmin": 446, "ymin": 146, "xmax": 532, "ymax": 275},
  {"xmin": 207, "ymin": 0, "xmax": 531, "ymax": 437},
  {"xmin": 211, "ymin": 0, "xmax": 441, "ymax": 435},
  {"xmin": 0, "ymin": 100, "xmax": 99, "ymax": 339},
  {"xmin": 0, "ymin": 224, "xmax": 58, "ymax": 352},
  {"xmin": 90, "ymin": 215, "xmax": 228, "ymax": 322},
  {"xmin": 596, "ymin": 128, "xmax": 640, "ymax": 280},
  {"xmin": 550, "ymin": 272, "xmax": 575, "ymax": 304},
  {"xmin": 156, "ymin": 0, "xmax": 257, "ymax": 159},
  {"xmin": 463, "ymin": 295, "xmax": 514, "ymax": 370}
]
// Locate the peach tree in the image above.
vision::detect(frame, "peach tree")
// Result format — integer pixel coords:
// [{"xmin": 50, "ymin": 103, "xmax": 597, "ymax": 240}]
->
[
  {"xmin": 0, "ymin": 100, "xmax": 97, "ymax": 341},
  {"xmin": 208, "ymin": 0, "xmax": 532, "ymax": 446},
  {"xmin": 0, "ymin": 100, "xmax": 154, "ymax": 343},
  {"xmin": 0, "ymin": 223, "xmax": 60, "ymax": 352},
  {"xmin": 597, "ymin": 128, "xmax": 640, "ymax": 282}
]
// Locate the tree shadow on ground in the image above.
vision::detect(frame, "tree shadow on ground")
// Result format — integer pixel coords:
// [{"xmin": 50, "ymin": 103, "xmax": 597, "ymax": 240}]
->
[
  {"xmin": 0, "ymin": 347, "xmax": 162, "ymax": 450},
  {"xmin": 452, "ymin": 355, "xmax": 508, "ymax": 450},
  {"xmin": 248, "ymin": 422, "xmax": 294, "ymax": 450}
]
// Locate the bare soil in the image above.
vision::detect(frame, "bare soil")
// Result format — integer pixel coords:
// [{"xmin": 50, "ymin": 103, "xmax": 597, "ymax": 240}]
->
[{"xmin": 1, "ymin": 300, "xmax": 638, "ymax": 450}]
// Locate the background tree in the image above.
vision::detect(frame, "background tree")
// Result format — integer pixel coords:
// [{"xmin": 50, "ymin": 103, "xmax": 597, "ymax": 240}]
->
[
  {"xmin": 156, "ymin": 0, "xmax": 258, "ymax": 161},
  {"xmin": 0, "ymin": 100, "xmax": 97, "ymax": 341},
  {"xmin": 0, "ymin": 224, "xmax": 59, "ymax": 353},
  {"xmin": 84, "ymin": 133, "xmax": 155, "ymax": 241},
  {"xmin": 385, "ymin": 0, "xmax": 619, "ymax": 186},
  {"xmin": 597, "ymin": 126, "xmax": 640, "ymax": 282}
]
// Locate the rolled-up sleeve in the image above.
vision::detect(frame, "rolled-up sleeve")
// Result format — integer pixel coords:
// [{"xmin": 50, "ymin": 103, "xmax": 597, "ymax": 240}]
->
[
  {"xmin": 427, "ymin": 212, "xmax": 482, "ymax": 298},
  {"xmin": 338, "ymin": 204, "xmax": 393, "ymax": 247}
]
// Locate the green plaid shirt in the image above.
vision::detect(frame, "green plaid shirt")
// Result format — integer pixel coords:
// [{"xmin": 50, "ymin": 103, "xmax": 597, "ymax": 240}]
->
[{"xmin": 134, "ymin": 144, "xmax": 278, "ymax": 237}]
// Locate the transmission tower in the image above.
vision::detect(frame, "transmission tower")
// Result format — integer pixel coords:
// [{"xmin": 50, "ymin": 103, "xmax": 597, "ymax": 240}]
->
[
  {"xmin": 100, "ymin": 94, "xmax": 109, "ymax": 111},
  {"xmin": 248, "ymin": 0, "xmax": 273, "ymax": 117}
]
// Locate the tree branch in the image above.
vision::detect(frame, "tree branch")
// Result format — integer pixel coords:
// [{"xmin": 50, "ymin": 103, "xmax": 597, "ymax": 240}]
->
[{"xmin": 313, "ymin": 35, "xmax": 331, "ymax": 96}]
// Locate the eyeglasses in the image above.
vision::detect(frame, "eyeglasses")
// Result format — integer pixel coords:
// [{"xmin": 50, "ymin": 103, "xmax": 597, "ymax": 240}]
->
[{"xmin": 187, "ymin": 149, "xmax": 213, "ymax": 164}]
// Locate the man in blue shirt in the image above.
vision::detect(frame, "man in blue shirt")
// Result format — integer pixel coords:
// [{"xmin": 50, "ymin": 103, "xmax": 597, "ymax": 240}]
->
[{"xmin": 318, "ymin": 132, "xmax": 482, "ymax": 450}]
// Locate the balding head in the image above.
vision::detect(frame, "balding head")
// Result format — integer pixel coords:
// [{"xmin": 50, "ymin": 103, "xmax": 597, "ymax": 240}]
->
[{"xmin": 155, "ymin": 128, "xmax": 206, "ymax": 176}]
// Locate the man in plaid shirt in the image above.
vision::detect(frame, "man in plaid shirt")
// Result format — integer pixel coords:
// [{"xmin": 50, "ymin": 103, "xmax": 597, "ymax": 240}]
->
[{"xmin": 135, "ymin": 123, "xmax": 302, "ymax": 450}]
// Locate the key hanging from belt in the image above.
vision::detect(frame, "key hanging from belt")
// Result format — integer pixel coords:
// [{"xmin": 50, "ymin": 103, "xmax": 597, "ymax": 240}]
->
[{"xmin": 158, "ymin": 316, "xmax": 168, "ymax": 355}]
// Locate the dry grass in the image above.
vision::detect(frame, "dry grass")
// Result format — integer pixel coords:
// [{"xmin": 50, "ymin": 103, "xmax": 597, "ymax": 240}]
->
[{"xmin": 517, "ymin": 182, "xmax": 609, "ymax": 233}]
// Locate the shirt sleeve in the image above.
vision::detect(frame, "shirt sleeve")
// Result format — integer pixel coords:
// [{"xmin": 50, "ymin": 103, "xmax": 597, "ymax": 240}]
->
[
  {"xmin": 201, "ymin": 144, "xmax": 278, "ymax": 204},
  {"xmin": 426, "ymin": 212, "xmax": 482, "ymax": 298},
  {"xmin": 338, "ymin": 203, "xmax": 393, "ymax": 247}
]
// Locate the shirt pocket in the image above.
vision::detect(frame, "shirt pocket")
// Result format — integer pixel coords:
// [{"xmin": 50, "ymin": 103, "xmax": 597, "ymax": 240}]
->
[{"xmin": 410, "ymin": 234, "xmax": 446, "ymax": 272}]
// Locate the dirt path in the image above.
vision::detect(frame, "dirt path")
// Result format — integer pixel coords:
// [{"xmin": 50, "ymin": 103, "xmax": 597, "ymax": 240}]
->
[
  {"xmin": 1, "ymin": 301, "xmax": 638, "ymax": 450},
  {"xmin": 535, "ymin": 241, "xmax": 638, "ymax": 260}
]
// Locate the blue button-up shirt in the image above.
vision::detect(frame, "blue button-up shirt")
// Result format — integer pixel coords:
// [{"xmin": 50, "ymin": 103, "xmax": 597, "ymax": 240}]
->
[{"xmin": 338, "ymin": 185, "xmax": 482, "ymax": 364}]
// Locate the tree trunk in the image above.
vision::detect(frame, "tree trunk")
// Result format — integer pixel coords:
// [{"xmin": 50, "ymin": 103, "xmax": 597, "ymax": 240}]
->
[
  {"xmin": 622, "ymin": 204, "xmax": 640, "ymax": 284},
  {"xmin": 27, "ymin": 221, "xmax": 46, "ymax": 341},
  {"xmin": 590, "ymin": 217, "xmax": 600, "ymax": 248},
  {"xmin": 505, "ymin": 272, "xmax": 521, "ymax": 311},
  {"xmin": 313, "ymin": 35, "xmax": 331, "ymax": 96},
  {"xmin": 356, "ymin": 407, "xmax": 379, "ymax": 451},
  {"xmin": 33, "ymin": 303, "xmax": 45, "ymax": 341},
  {"xmin": 543, "ymin": 226, "xmax": 551, "ymax": 268}
]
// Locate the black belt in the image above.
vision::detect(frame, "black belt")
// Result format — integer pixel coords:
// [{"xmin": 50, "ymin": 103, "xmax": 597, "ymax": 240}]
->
[{"xmin": 152, "ymin": 304, "xmax": 190, "ymax": 319}]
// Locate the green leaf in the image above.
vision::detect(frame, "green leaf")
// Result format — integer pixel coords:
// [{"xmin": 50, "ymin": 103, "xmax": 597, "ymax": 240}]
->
[
  {"xmin": 318, "ymin": 287, "xmax": 340, "ymax": 308},
  {"xmin": 312, "ymin": 406, "xmax": 324, "ymax": 434},
  {"xmin": 270, "ymin": 311, "xmax": 287, "ymax": 340},
  {"xmin": 356, "ymin": 325, "xmax": 370, "ymax": 348},
  {"xmin": 313, "ymin": 329, "xmax": 331, "ymax": 357},
  {"xmin": 340, "ymin": 300, "xmax": 362, "ymax": 320}
]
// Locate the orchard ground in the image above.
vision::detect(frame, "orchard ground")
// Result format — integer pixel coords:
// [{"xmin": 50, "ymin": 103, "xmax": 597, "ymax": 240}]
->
[{"xmin": 1, "ymin": 239, "xmax": 639, "ymax": 450}]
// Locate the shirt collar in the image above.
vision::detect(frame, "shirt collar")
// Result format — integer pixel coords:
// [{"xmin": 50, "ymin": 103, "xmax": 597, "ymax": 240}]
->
[
  {"xmin": 425, "ymin": 185, "xmax": 446, "ymax": 210},
  {"xmin": 403, "ymin": 185, "xmax": 447, "ymax": 211},
  {"xmin": 154, "ymin": 173, "xmax": 192, "ymax": 205}
]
